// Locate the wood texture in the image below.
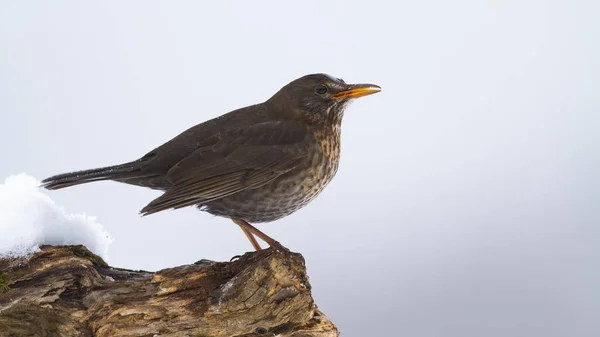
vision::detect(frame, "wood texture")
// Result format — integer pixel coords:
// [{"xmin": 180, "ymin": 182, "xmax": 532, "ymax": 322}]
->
[{"xmin": 0, "ymin": 245, "xmax": 338, "ymax": 337}]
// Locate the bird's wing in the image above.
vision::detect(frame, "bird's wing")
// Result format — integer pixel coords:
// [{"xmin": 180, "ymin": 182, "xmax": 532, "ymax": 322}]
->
[{"xmin": 140, "ymin": 121, "xmax": 310, "ymax": 215}]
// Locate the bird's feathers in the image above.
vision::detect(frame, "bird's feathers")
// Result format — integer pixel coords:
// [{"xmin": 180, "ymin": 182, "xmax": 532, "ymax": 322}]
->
[
  {"xmin": 40, "ymin": 160, "xmax": 154, "ymax": 190},
  {"xmin": 140, "ymin": 121, "xmax": 309, "ymax": 215},
  {"xmin": 39, "ymin": 73, "xmax": 375, "ymax": 224}
]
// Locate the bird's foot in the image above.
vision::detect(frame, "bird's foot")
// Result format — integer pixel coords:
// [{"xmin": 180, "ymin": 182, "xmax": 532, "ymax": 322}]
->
[
  {"xmin": 229, "ymin": 254, "xmax": 243, "ymax": 262},
  {"xmin": 267, "ymin": 240, "xmax": 290, "ymax": 253},
  {"xmin": 232, "ymin": 218, "xmax": 290, "ymax": 252}
]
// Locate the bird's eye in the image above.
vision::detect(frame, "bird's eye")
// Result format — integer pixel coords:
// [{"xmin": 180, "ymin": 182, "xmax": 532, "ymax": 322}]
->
[{"xmin": 316, "ymin": 84, "xmax": 328, "ymax": 95}]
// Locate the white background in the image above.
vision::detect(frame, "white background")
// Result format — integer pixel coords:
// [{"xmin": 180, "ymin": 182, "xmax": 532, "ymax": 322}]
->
[{"xmin": 1, "ymin": 1, "xmax": 598, "ymax": 336}]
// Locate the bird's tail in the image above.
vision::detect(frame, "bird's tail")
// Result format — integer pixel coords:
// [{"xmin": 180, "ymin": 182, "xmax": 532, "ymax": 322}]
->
[{"xmin": 41, "ymin": 160, "xmax": 147, "ymax": 190}]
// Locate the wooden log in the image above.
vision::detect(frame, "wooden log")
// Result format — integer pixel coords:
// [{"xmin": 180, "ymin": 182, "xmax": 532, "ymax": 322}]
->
[{"xmin": 0, "ymin": 245, "xmax": 338, "ymax": 337}]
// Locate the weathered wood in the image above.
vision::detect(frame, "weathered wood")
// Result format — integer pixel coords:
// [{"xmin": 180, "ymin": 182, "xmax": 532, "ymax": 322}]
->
[{"xmin": 0, "ymin": 245, "xmax": 338, "ymax": 337}]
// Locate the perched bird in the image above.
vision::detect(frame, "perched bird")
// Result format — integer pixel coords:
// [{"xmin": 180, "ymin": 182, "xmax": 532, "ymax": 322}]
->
[{"xmin": 42, "ymin": 74, "xmax": 381, "ymax": 250}]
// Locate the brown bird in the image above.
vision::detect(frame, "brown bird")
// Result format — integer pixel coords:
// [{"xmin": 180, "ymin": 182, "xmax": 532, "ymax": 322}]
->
[{"xmin": 42, "ymin": 74, "xmax": 381, "ymax": 250}]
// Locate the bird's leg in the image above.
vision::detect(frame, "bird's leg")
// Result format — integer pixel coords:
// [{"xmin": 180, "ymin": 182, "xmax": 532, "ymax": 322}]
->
[
  {"xmin": 240, "ymin": 225, "xmax": 262, "ymax": 251},
  {"xmin": 231, "ymin": 218, "xmax": 289, "ymax": 251},
  {"xmin": 232, "ymin": 219, "xmax": 262, "ymax": 250}
]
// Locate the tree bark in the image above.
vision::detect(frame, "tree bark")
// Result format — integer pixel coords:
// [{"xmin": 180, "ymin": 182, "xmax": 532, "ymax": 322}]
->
[{"xmin": 0, "ymin": 245, "xmax": 338, "ymax": 337}]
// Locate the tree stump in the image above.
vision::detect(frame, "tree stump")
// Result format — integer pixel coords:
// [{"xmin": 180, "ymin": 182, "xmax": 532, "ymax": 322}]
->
[{"xmin": 0, "ymin": 245, "xmax": 338, "ymax": 337}]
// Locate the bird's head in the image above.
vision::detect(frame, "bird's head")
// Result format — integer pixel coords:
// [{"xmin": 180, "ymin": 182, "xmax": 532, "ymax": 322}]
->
[{"xmin": 267, "ymin": 73, "xmax": 381, "ymax": 126}]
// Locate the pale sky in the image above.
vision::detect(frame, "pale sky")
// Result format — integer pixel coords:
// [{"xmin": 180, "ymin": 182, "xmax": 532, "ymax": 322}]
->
[{"xmin": 1, "ymin": 1, "xmax": 599, "ymax": 336}]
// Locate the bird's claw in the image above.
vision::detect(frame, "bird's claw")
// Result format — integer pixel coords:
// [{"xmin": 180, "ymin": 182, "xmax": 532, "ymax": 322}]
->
[{"xmin": 268, "ymin": 241, "xmax": 290, "ymax": 253}]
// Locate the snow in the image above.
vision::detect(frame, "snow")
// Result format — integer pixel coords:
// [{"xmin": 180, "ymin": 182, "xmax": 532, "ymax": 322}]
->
[{"xmin": 0, "ymin": 173, "xmax": 113, "ymax": 261}]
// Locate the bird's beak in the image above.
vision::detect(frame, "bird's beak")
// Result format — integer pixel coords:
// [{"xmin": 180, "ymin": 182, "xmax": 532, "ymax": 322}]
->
[{"xmin": 332, "ymin": 83, "xmax": 382, "ymax": 99}]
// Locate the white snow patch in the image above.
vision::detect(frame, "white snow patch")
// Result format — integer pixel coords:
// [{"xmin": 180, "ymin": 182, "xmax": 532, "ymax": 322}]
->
[{"xmin": 0, "ymin": 173, "xmax": 114, "ymax": 261}]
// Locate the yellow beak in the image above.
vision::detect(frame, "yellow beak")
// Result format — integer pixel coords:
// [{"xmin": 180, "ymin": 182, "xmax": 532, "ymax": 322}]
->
[{"xmin": 331, "ymin": 84, "xmax": 382, "ymax": 99}]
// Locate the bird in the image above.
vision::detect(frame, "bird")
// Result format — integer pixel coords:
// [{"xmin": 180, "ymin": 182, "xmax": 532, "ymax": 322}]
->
[{"xmin": 41, "ymin": 74, "xmax": 381, "ymax": 251}]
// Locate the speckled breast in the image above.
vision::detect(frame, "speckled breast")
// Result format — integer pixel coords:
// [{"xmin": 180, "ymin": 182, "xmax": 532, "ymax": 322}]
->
[{"xmin": 203, "ymin": 128, "xmax": 341, "ymax": 223}]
